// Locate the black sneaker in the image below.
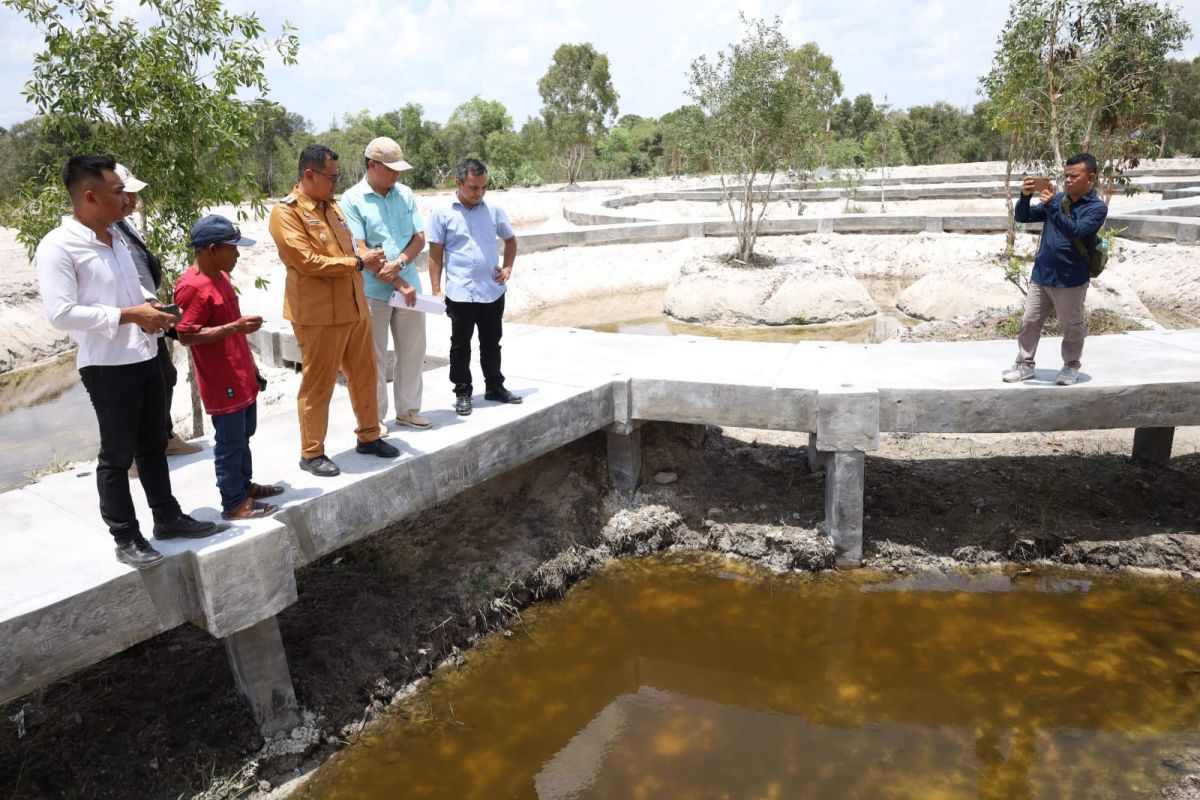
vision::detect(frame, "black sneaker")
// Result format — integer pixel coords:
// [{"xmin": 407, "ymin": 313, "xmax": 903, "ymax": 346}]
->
[
  {"xmin": 299, "ymin": 454, "xmax": 341, "ymax": 477},
  {"xmin": 115, "ymin": 535, "xmax": 164, "ymax": 569},
  {"xmin": 355, "ymin": 438, "xmax": 399, "ymax": 458},
  {"xmin": 455, "ymin": 394, "xmax": 473, "ymax": 416},
  {"xmin": 153, "ymin": 513, "xmax": 219, "ymax": 540},
  {"xmin": 484, "ymin": 387, "xmax": 523, "ymax": 404}
]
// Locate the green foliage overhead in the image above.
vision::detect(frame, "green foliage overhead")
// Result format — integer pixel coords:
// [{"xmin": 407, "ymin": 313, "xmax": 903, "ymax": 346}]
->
[{"xmin": 4, "ymin": 0, "xmax": 299, "ymax": 293}]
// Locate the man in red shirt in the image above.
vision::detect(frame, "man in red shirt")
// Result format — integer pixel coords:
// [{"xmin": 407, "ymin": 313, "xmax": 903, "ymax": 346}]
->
[{"xmin": 174, "ymin": 215, "xmax": 284, "ymax": 520}]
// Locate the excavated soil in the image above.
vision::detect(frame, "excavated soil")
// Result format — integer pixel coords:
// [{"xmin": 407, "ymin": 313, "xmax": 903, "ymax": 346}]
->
[{"xmin": 4, "ymin": 421, "xmax": 1200, "ymax": 799}]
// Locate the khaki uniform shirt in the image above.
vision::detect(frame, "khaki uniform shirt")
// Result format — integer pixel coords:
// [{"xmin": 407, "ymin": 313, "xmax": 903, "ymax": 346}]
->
[{"xmin": 269, "ymin": 184, "xmax": 366, "ymax": 326}]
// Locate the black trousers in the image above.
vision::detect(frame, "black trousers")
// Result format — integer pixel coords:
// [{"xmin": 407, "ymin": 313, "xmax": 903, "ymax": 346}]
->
[
  {"xmin": 156, "ymin": 336, "xmax": 177, "ymax": 436},
  {"xmin": 445, "ymin": 295, "xmax": 505, "ymax": 395},
  {"xmin": 78, "ymin": 357, "xmax": 182, "ymax": 544}
]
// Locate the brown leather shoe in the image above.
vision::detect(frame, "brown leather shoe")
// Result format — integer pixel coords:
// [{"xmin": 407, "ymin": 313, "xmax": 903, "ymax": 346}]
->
[
  {"xmin": 221, "ymin": 497, "xmax": 278, "ymax": 520},
  {"xmin": 247, "ymin": 482, "xmax": 285, "ymax": 499}
]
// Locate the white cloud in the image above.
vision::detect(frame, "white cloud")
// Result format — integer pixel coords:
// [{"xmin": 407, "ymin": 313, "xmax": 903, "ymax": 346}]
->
[{"xmin": 1, "ymin": 0, "xmax": 1199, "ymax": 131}]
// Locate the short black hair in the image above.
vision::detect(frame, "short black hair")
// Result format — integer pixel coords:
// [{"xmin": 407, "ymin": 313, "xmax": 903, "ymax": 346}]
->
[
  {"xmin": 1065, "ymin": 153, "xmax": 1098, "ymax": 175},
  {"xmin": 62, "ymin": 154, "xmax": 116, "ymax": 196},
  {"xmin": 299, "ymin": 144, "xmax": 338, "ymax": 178},
  {"xmin": 455, "ymin": 158, "xmax": 488, "ymax": 181}
]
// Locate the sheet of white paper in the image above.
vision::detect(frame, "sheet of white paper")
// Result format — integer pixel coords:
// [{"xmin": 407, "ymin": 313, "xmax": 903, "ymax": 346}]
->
[{"xmin": 388, "ymin": 292, "xmax": 446, "ymax": 315}]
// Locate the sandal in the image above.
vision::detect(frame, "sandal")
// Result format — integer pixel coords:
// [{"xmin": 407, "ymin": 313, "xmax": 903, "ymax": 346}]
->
[
  {"xmin": 247, "ymin": 482, "xmax": 285, "ymax": 499},
  {"xmin": 221, "ymin": 497, "xmax": 278, "ymax": 520}
]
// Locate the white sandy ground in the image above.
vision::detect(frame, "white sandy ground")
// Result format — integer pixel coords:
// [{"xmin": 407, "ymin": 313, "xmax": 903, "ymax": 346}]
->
[{"xmin": 1, "ymin": 160, "xmax": 1198, "ymax": 412}]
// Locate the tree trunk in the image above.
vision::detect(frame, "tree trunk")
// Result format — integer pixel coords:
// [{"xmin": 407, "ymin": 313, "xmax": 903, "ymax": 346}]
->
[
  {"xmin": 1158, "ymin": 129, "xmax": 1167, "ymax": 159},
  {"xmin": 1046, "ymin": 0, "xmax": 1065, "ymax": 173},
  {"xmin": 1004, "ymin": 157, "xmax": 1016, "ymax": 257},
  {"xmin": 188, "ymin": 348, "xmax": 204, "ymax": 438}
]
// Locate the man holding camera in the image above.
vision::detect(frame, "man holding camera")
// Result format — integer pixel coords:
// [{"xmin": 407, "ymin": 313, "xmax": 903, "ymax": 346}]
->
[
  {"xmin": 36, "ymin": 155, "xmax": 217, "ymax": 569},
  {"xmin": 1003, "ymin": 153, "xmax": 1107, "ymax": 386}
]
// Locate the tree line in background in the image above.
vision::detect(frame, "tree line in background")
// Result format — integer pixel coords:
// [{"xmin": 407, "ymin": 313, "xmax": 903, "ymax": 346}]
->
[
  {"xmin": 5, "ymin": 42, "xmax": 1198, "ymax": 209},
  {"xmin": 1, "ymin": 0, "xmax": 1197, "ymax": 262}
]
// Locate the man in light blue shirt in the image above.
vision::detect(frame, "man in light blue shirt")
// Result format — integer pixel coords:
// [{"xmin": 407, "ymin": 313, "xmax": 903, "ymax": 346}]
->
[
  {"xmin": 428, "ymin": 157, "xmax": 519, "ymax": 417},
  {"xmin": 341, "ymin": 137, "xmax": 431, "ymax": 428}
]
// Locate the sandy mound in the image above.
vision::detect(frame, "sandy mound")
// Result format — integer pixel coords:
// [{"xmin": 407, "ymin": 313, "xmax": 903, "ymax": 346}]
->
[
  {"xmin": 663, "ymin": 257, "xmax": 876, "ymax": 326},
  {"xmin": 897, "ymin": 261, "xmax": 1153, "ymax": 323},
  {"xmin": 896, "ymin": 264, "xmax": 1024, "ymax": 320}
]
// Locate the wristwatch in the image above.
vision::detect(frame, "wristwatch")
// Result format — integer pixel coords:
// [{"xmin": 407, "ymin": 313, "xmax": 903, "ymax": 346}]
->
[{"xmin": 354, "ymin": 255, "xmax": 364, "ymax": 271}]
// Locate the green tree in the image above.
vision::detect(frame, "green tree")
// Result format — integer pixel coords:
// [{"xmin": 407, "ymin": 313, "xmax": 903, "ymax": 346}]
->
[
  {"xmin": 784, "ymin": 42, "xmax": 843, "ymax": 167},
  {"xmin": 440, "ymin": 95, "xmax": 513, "ymax": 165},
  {"xmin": 983, "ymin": 0, "xmax": 1189, "ymax": 250},
  {"xmin": 537, "ymin": 43, "xmax": 619, "ymax": 185},
  {"xmin": 1069, "ymin": 0, "xmax": 1190, "ymax": 192},
  {"xmin": 1155, "ymin": 57, "xmax": 1200, "ymax": 156},
  {"xmin": 5, "ymin": 0, "xmax": 298, "ymax": 275},
  {"xmin": 684, "ymin": 15, "xmax": 827, "ymax": 262}
]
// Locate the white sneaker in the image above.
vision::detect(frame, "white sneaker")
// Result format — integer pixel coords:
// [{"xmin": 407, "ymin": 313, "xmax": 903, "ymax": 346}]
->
[
  {"xmin": 1002, "ymin": 362, "xmax": 1035, "ymax": 383},
  {"xmin": 1055, "ymin": 364, "xmax": 1080, "ymax": 385},
  {"xmin": 396, "ymin": 410, "xmax": 433, "ymax": 429}
]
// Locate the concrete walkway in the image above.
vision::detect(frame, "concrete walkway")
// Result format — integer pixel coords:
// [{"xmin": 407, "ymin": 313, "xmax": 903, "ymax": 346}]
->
[{"xmin": 4, "ymin": 323, "xmax": 1200, "ymax": 734}]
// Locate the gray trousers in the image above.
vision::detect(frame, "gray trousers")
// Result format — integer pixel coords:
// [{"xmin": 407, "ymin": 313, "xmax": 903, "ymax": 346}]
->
[
  {"xmin": 1016, "ymin": 281, "xmax": 1088, "ymax": 367},
  {"xmin": 366, "ymin": 296, "xmax": 426, "ymax": 419}
]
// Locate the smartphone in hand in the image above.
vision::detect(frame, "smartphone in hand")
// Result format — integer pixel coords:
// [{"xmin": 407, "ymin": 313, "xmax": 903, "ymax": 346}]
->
[
  {"xmin": 1028, "ymin": 176, "xmax": 1053, "ymax": 193},
  {"xmin": 160, "ymin": 303, "xmax": 182, "ymax": 322}
]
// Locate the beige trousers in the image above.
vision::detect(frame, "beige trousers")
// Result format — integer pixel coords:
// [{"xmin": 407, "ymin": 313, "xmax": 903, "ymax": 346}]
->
[
  {"xmin": 292, "ymin": 318, "xmax": 380, "ymax": 458},
  {"xmin": 366, "ymin": 296, "xmax": 427, "ymax": 419},
  {"xmin": 1016, "ymin": 282, "xmax": 1089, "ymax": 367}
]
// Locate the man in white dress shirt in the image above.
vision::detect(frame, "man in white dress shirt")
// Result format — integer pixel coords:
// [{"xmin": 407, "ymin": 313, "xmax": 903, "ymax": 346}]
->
[{"xmin": 36, "ymin": 155, "xmax": 218, "ymax": 569}]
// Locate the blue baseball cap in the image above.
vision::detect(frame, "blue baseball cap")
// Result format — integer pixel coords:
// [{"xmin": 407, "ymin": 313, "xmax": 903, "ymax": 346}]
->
[{"xmin": 188, "ymin": 214, "xmax": 256, "ymax": 248}]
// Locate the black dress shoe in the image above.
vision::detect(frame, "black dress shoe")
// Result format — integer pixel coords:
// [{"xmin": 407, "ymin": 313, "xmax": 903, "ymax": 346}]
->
[
  {"xmin": 355, "ymin": 438, "xmax": 399, "ymax": 458},
  {"xmin": 299, "ymin": 454, "xmax": 341, "ymax": 477},
  {"xmin": 115, "ymin": 536, "xmax": 164, "ymax": 569},
  {"xmin": 484, "ymin": 387, "xmax": 523, "ymax": 404},
  {"xmin": 153, "ymin": 513, "xmax": 219, "ymax": 540},
  {"xmin": 455, "ymin": 394, "xmax": 473, "ymax": 416}
]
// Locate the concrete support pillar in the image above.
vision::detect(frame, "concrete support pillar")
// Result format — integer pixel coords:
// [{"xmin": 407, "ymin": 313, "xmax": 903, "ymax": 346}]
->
[
  {"xmin": 1132, "ymin": 426, "xmax": 1175, "ymax": 467},
  {"xmin": 823, "ymin": 451, "xmax": 865, "ymax": 568},
  {"xmin": 606, "ymin": 428, "xmax": 643, "ymax": 492},
  {"xmin": 806, "ymin": 432, "xmax": 821, "ymax": 472},
  {"xmin": 223, "ymin": 617, "xmax": 302, "ymax": 735}
]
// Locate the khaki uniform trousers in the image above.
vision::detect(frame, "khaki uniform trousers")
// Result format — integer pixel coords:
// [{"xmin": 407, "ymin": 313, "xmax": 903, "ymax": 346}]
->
[
  {"xmin": 366, "ymin": 297, "xmax": 426, "ymax": 420},
  {"xmin": 292, "ymin": 318, "xmax": 380, "ymax": 458},
  {"xmin": 1016, "ymin": 281, "xmax": 1089, "ymax": 367}
]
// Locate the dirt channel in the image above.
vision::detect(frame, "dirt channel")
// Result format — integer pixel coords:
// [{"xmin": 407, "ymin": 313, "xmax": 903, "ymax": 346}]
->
[{"xmin": 5, "ymin": 420, "xmax": 1200, "ymax": 799}]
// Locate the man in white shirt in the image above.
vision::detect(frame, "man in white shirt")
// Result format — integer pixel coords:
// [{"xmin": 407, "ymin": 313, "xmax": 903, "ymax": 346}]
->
[{"xmin": 36, "ymin": 155, "xmax": 218, "ymax": 569}]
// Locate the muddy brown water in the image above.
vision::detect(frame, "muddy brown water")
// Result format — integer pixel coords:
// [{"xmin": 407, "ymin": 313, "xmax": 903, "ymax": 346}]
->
[{"xmin": 294, "ymin": 553, "xmax": 1200, "ymax": 799}]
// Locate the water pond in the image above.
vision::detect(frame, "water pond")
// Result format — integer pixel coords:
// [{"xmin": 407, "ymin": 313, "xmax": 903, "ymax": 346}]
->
[{"xmin": 294, "ymin": 552, "xmax": 1200, "ymax": 799}]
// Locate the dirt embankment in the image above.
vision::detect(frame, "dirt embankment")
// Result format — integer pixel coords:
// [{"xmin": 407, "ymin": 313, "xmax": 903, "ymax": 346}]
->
[{"xmin": 4, "ymin": 422, "xmax": 1200, "ymax": 799}]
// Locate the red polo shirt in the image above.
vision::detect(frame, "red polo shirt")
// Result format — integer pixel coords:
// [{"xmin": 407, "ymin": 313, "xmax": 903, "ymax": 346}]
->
[{"xmin": 174, "ymin": 266, "xmax": 258, "ymax": 415}]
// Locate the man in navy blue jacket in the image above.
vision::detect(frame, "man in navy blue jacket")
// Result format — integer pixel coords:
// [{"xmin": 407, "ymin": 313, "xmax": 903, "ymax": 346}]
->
[{"xmin": 1003, "ymin": 152, "xmax": 1107, "ymax": 386}]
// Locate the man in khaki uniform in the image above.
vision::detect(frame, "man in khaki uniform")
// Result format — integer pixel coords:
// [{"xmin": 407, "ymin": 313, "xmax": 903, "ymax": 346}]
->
[{"xmin": 268, "ymin": 143, "xmax": 399, "ymax": 477}]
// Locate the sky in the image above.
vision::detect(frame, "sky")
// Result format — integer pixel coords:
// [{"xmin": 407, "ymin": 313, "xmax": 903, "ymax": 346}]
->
[{"xmin": 1, "ymin": 0, "xmax": 1199, "ymax": 131}]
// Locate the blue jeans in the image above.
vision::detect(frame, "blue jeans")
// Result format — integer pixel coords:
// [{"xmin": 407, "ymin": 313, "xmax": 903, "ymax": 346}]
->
[{"xmin": 212, "ymin": 402, "xmax": 257, "ymax": 513}]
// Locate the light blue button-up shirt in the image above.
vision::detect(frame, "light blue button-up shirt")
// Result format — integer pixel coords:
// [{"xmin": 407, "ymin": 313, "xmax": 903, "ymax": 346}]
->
[
  {"xmin": 340, "ymin": 178, "xmax": 425, "ymax": 301},
  {"xmin": 427, "ymin": 199, "xmax": 515, "ymax": 304}
]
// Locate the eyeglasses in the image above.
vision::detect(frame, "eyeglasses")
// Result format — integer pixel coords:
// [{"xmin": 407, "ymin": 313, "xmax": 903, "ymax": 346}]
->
[{"xmin": 312, "ymin": 170, "xmax": 342, "ymax": 185}]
